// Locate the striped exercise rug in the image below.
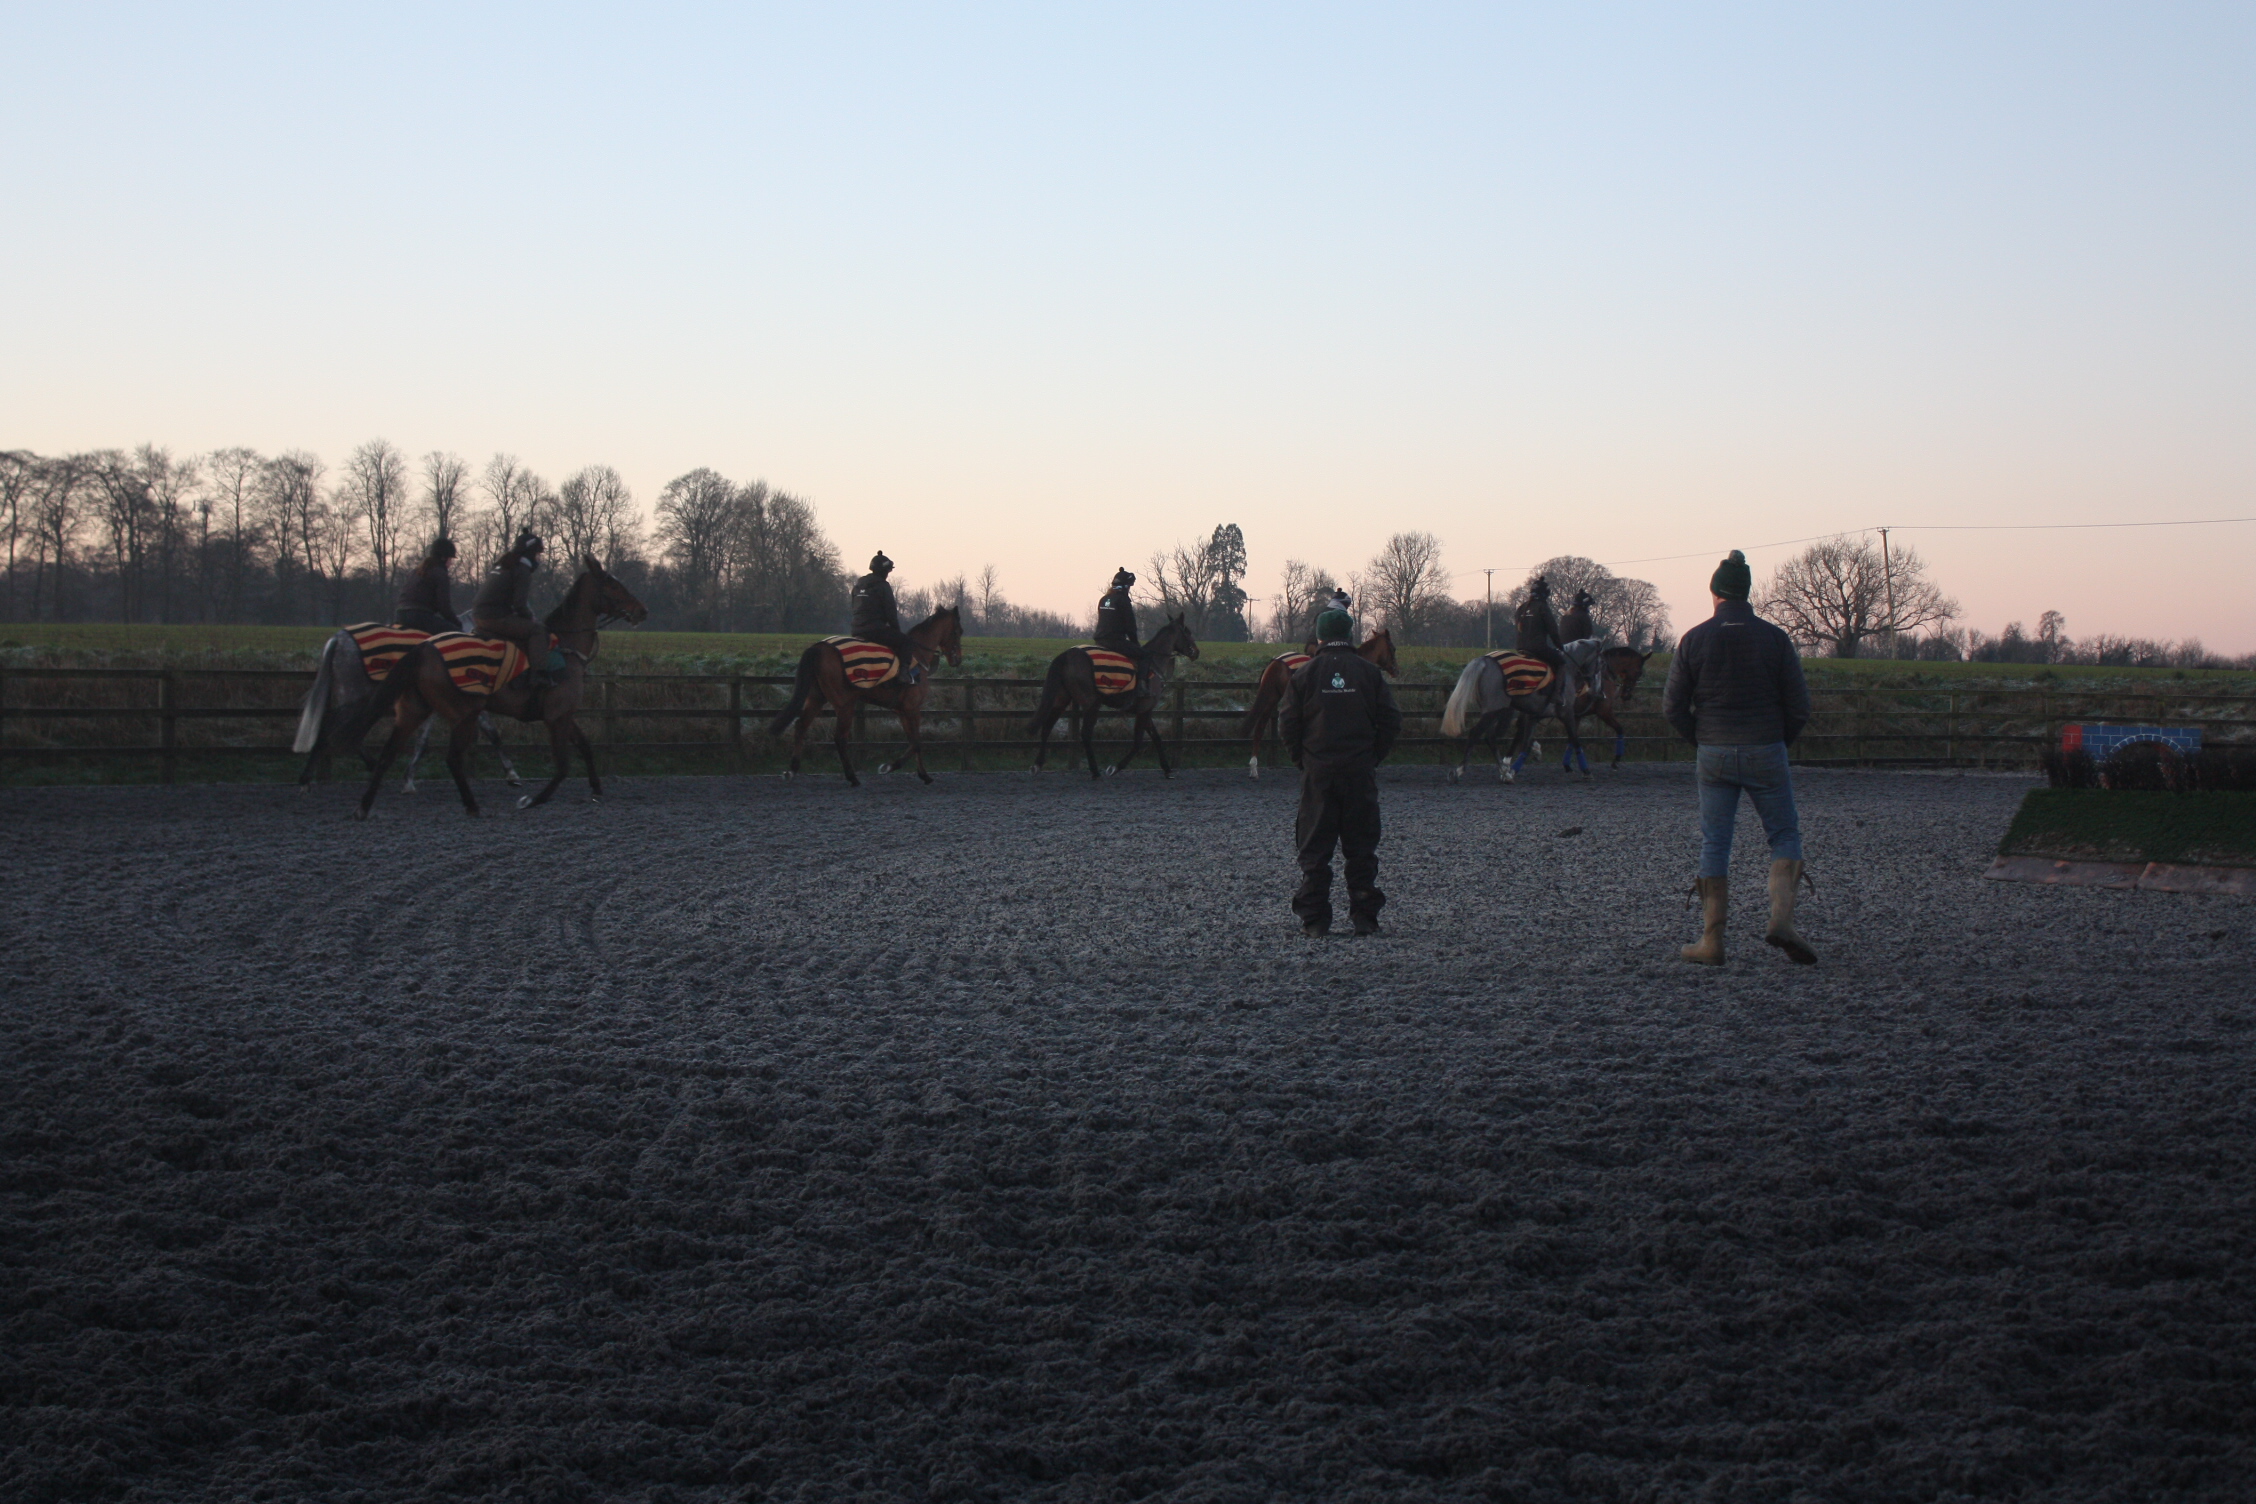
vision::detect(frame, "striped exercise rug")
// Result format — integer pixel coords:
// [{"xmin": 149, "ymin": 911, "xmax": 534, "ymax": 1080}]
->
[
  {"xmin": 428, "ymin": 633, "xmax": 529, "ymax": 697},
  {"xmin": 1275, "ymin": 652, "xmax": 1313, "ymax": 676},
  {"xmin": 1080, "ymin": 647, "xmax": 1144, "ymax": 697},
  {"xmin": 821, "ymin": 636, "xmax": 900, "ymax": 689},
  {"xmin": 345, "ymin": 623, "xmax": 432, "ymax": 678},
  {"xmin": 1484, "ymin": 651, "xmax": 1556, "ymax": 697}
]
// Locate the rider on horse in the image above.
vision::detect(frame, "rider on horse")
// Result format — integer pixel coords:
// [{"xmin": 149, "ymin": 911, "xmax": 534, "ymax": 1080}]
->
[
  {"xmin": 394, "ymin": 537, "xmax": 459, "ymax": 636},
  {"xmin": 850, "ymin": 551, "xmax": 922, "ymax": 686},
  {"xmin": 1094, "ymin": 567, "xmax": 1155, "ymax": 693},
  {"xmin": 472, "ymin": 530, "xmax": 561, "ymax": 687},
  {"xmin": 1515, "ymin": 575, "xmax": 1573, "ymax": 700},
  {"xmin": 1559, "ymin": 588, "xmax": 1596, "ymax": 645}
]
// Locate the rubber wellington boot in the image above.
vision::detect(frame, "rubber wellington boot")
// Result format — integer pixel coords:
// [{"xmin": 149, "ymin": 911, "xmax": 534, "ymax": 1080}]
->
[
  {"xmin": 1679, "ymin": 877, "xmax": 1727, "ymax": 965},
  {"xmin": 1764, "ymin": 860, "xmax": 1818, "ymax": 964}
]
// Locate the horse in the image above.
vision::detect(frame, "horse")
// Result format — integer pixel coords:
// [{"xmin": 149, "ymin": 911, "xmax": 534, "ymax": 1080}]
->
[
  {"xmin": 1028, "ymin": 615, "xmax": 1200, "ymax": 778},
  {"xmin": 1240, "ymin": 628, "xmax": 1398, "ymax": 778},
  {"xmin": 293, "ymin": 614, "xmax": 524, "ymax": 792},
  {"xmin": 1440, "ymin": 637, "xmax": 1607, "ymax": 783},
  {"xmin": 1574, "ymin": 646, "xmax": 1655, "ymax": 766},
  {"xmin": 766, "ymin": 606, "xmax": 966, "ymax": 786},
  {"xmin": 343, "ymin": 556, "xmax": 648, "ymax": 818}
]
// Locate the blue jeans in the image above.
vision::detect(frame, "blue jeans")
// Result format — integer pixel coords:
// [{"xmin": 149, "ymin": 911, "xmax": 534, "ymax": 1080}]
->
[{"xmin": 1697, "ymin": 743, "xmax": 1803, "ymax": 878}]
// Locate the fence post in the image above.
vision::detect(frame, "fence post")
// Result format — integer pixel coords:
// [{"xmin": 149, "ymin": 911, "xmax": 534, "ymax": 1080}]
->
[
  {"xmin": 159, "ymin": 670, "xmax": 177, "ymax": 785},
  {"xmin": 960, "ymin": 679, "xmax": 975, "ymax": 772},
  {"xmin": 728, "ymin": 676, "xmax": 743, "ymax": 766}
]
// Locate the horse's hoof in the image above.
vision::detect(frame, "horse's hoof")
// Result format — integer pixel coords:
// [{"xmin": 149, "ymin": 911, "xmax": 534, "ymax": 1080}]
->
[
  {"xmin": 1102, "ymin": 765, "xmax": 1118, "ymax": 777},
  {"xmin": 877, "ymin": 762, "xmax": 893, "ymax": 774},
  {"xmin": 588, "ymin": 795, "xmax": 601, "ymax": 805},
  {"xmin": 507, "ymin": 777, "xmax": 523, "ymax": 788},
  {"xmin": 781, "ymin": 770, "xmax": 795, "ymax": 781},
  {"xmin": 516, "ymin": 795, "xmax": 534, "ymax": 810},
  {"xmin": 1449, "ymin": 767, "xmax": 1463, "ymax": 784},
  {"xmin": 918, "ymin": 772, "xmax": 934, "ymax": 785},
  {"xmin": 354, "ymin": 806, "xmax": 370, "ymax": 821}
]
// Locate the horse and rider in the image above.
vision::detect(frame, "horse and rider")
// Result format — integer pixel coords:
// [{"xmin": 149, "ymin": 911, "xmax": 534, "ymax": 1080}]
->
[{"xmin": 769, "ymin": 550, "xmax": 964, "ymax": 784}]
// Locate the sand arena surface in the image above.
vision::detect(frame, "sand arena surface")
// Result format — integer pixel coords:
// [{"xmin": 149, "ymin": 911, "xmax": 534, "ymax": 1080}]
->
[{"xmin": 3, "ymin": 764, "xmax": 2252, "ymax": 1502}]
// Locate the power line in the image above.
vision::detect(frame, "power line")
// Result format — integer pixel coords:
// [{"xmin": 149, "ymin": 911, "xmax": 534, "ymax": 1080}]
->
[{"xmin": 1458, "ymin": 514, "xmax": 2256, "ymax": 581}]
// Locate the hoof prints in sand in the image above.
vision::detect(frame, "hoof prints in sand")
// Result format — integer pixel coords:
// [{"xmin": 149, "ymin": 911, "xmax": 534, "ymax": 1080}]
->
[{"xmin": 3, "ymin": 767, "xmax": 2252, "ymax": 1501}]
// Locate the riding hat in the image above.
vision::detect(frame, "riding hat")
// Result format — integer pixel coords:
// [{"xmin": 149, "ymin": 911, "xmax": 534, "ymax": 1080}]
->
[
  {"xmin": 515, "ymin": 531, "xmax": 545, "ymax": 559},
  {"xmin": 429, "ymin": 537, "xmax": 457, "ymax": 561},
  {"xmin": 870, "ymin": 551, "xmax": 893, "ymax": 574},
  {"xmin": 1710, "ymin": 549, "xmax": 1751, "ymax": 601},
  {"xmin": 1111, "ymin": 567, "xmax": 1135, "ymax": 590}
]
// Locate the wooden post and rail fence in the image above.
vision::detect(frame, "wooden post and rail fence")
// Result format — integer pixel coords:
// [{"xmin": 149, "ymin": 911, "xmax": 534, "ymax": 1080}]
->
[{"xmin": 2, "ymin": 665, "xmax": 2252, "ymax": 782}]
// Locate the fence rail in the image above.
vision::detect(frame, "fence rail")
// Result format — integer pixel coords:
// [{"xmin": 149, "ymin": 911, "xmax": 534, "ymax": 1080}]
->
[{"xmin": 4, "ymin": 666, "xmax": 2252, "ymax": 782}]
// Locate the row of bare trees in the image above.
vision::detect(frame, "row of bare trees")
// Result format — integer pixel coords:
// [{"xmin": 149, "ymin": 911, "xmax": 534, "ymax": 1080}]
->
[{"xmin": 0, "ymin": 444, "xmax": 842, "ymax": 632}]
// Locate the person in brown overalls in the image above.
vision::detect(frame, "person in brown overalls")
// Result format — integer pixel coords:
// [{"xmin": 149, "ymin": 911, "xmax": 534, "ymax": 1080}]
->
[
  {"xmin": 471, "ymin": 531, "xmax": 558, "ymax": 686},
  {"xmin": 392, "ymin": 538, "xmax": 460, "ymax": 636}
]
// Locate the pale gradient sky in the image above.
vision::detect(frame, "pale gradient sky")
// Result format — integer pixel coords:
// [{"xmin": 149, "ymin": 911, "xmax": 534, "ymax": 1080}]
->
[{"xmin": 5, "ymin": 3, "xmax": 2252, "ymax": 647}]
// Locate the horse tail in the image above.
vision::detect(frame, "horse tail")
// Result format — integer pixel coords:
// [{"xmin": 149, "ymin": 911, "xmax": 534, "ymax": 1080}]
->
[
  {"xmin": 766, "ymin": 644, "xmax": 823, "ymax": 737},
  {"xmin": 1027, "ymin": 653, "xmax": 1072, "ymax": 732},
  {"xmin": 1240, "ymin": 662, "xmax": 1283, "ymax": 735},
  {"xmin": 1440, "ymin": 659, "xmax": 1491, "ymax": 739},
  {"xmin": 292, "ymin": 633, "xmax": 345, "ymax": 753}
]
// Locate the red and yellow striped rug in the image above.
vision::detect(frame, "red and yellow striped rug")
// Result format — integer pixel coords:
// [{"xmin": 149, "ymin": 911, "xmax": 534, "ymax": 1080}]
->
[
  {"xmin": 1484, "ymin": 651, "xmax": 1556, "ymax": 697},
  {"xmin": 821, "ymin": 636, "xmax": 901, "ymax": 689},
  {"xmin": 1079, "ymin": 647, "xmax": 1144, "ymax": 697},
  {"xmin": 343, "ymin": 623, "xmax": 529, "ymax": 697}
]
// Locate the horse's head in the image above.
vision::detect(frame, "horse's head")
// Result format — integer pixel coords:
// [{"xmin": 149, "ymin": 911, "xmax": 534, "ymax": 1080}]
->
[
  {"xmin": 1362, "ymin": 626, "xmax": 1399, "ymax": 677},
  {"xmin": 918, "ymin": 604, "xmax": 965, "ymax": 667},
  {"xmin": 587, "ymin": 555, "xmax": 649, "ymax": 626},
  {"xmin": 1160, "ymin": 612, "xmax": 1199, "ymax": 662},
  {"xmin": 1604, "ymin": 646, "xmax": 1652, "ymax": 701}
]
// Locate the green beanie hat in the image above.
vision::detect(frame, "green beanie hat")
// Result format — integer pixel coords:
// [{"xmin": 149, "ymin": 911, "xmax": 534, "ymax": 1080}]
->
[
  {"xmin": 1710, "ymin": 549, "xmax": 1751, "ymax": 601},
  {"xmin": 1315, "ymin": 608, "xmax": 1353, "ymax": 641}
]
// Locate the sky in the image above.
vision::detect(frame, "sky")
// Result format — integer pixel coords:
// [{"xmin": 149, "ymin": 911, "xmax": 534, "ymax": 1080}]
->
[{"xmin": 4, "ymin": 3, "xmax": 2252, "ymax": 648}]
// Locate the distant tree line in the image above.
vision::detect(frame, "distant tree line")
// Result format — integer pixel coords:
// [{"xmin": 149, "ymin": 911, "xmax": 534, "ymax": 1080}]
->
[{"xmin": 1751, "ymin": 533, "xmax": 2253, "ymax": 669}]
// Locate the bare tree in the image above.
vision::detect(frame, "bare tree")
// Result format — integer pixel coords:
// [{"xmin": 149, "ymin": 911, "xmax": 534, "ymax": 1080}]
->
[
  {"xmin": 1355, "ymin": 531, "xmax": 1452, "ymax": 642},
  {"xmin": 260, "ymin": 452, "xmax": 327, "ymax": 620},
  {"xmin": 974, "ymin": 563, "xmax": 1003, "ymax": 633},
  {"xmin": 1143, "ymin": 524, "xmax": 1251, "ymax": 638},
  {"xmin": 341, "ymin": 439, "xmax": 410, "ymax": 597},
  {"xmin": 1757, "ymin": 534, "xmax": 1957, "ymax": 657},
  {"xmin": 1501, "ymin": 554, "xmax": 1673, "ymax": 650},
  {"xmin": 555, "ymin": 464, "xmax": 636, "ymax": 567},
  {"xmin": 313, "ymin": 490, "xmax": 359, "ymax": 621},
  {"xmin": 202, "ymin": 447, "xmax": 264, "ymax": 622},
  {"xmin": 654, "ymin": 468, "xmax": 738, "ymax": 630},
  {"xmin": 419, "ymin": 451, "xmax": 470, "ymax": 543},
  {"xmin": 0, "ymin": 451, "xmax": 34, "ymax": 619},
  {"xmin": 1266, "ymin": 558, "xmax": 1338, "ymax": 642},
  {"xmin": 473, "ymin": 454, "xmax": 552, "ymax": 567}
]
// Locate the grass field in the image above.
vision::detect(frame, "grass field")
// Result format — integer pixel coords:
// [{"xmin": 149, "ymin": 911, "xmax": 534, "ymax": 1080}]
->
[
  {"xmin": 2000, "ymin": 788, "xmax": 2256, "ymax": 866},
  {"xmin": 7, "ymin": 620, "xmax": 2255, "ymax": 691}
]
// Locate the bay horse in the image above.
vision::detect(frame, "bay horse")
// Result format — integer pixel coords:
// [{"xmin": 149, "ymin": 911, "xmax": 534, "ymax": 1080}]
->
[
  {"xmin": 1240, "ymin": 628, "xmax": 1398, "ymax": 778},
  {"xmin": 1575, "ymin": 646, "xmax": 1655, "ymax": 766},
  {"xmin": 293, "ymin": 616, "xmax": 524, "ymax": 791},
  {"xmin": 766, "ymin": 606, "xmax": 965, "ymax": 785},
  {"xmin": 1028, "ymin": 615, "xmax": 1200, "ymax": 778},
  {"xmin": 344, "ymin": 557, "xmax": 648, "ymax": 818},
  {"xmin": 1439, "ymin": 638, "xmax": 1606, "ymax": 783}
]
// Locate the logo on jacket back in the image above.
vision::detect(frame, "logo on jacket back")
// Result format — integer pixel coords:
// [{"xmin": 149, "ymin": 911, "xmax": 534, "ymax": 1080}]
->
[{"xmin": 1330, "ymin": 672, "xmax": 1346, "ymax": 689}]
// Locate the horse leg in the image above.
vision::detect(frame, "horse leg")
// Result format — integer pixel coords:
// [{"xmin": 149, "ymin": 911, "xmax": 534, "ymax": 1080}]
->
[
  {"xmin": 787, "ymin": 704, "xmax": 811, "ymax": 779},
  {"xmin": 443, "ymin": 714, "xmax": 481, "ymax": 816},
  {"xmin": 481, "ymin": 712, "xmax": 523, "ymax": 786},
  {"xmin": 1080, "ymin": 700, "xmax": 1103, "ymax": 780},
  {"xmin": 1108, "ymin": 702, "xmax": 1151, "ymax": 777},
  {"xmin": 355, "ymin": 700, "xmax": 429, "ymax": 819},
  {"xmin": 896, "ymin": 699, "xmax": 933, "ymax": 784},
  {"xmin": 828, "ymin": 690, "xmax": 860, "ymax": 787},
  {"xmin": 402, "ymin": 718, "xmax": 433, "ymax": 793},
  {"xmin": 1153, "ymin": 706, "xmax": 1174, "ymax": 779},
  {"xmin": 572, "ymin": 724, "xmax": 601, "ymax": 800},
  {"xmin": 519, "ymin": 713, "xmax": 573, "ymax": 809}
]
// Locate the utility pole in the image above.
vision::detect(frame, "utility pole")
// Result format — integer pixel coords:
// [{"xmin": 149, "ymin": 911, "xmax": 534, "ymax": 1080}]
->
[
  {"xmin": 1483, "ymin": 568, "xmax": 1497, "ymax": 650},
  {"xmin": 1877, "ymin": 528, "xmax": 1898, "ymax": 647}
]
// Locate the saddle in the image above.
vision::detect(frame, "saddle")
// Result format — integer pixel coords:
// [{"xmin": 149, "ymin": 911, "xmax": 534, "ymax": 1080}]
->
[
  {"xmin": 342, "ymin": 623, "xmax": 529, "ymax": 697},
  {"xmin": 1484, "ymin": 651, "xmax": 1556, "ymax": 698},
  {"xmin": 1079, "ymin": 646, "xmax": 1147, "ymax": 697},
  {"xmin": 822, "ymin": 636, "xmax": 902, "ymax": 689}
]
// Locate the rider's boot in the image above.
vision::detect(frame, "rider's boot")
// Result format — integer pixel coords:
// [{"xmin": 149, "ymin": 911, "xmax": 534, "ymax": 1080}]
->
[
  {"xmin": 1764, "ymin": 860, "xmax": 1818, "ymax": 964},
  {"xmin": 1679, "ymin": 876, "xmax": 1727, "ymax": 965}
]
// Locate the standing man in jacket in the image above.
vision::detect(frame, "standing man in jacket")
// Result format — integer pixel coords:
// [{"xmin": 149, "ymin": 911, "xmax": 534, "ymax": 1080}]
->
[
  {"xmin": 1661, "ymin": 550, "xmax": 1816, "ymax": 965},
  {"xmin": 1279, "ymin": 607, "xmax": 1403, "ymax": 937}
]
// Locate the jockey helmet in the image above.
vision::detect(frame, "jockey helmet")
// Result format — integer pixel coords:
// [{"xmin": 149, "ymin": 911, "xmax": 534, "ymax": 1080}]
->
[{"xmin": 870, "ymin": 551, "xmax": 894, "ymax": 574}]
